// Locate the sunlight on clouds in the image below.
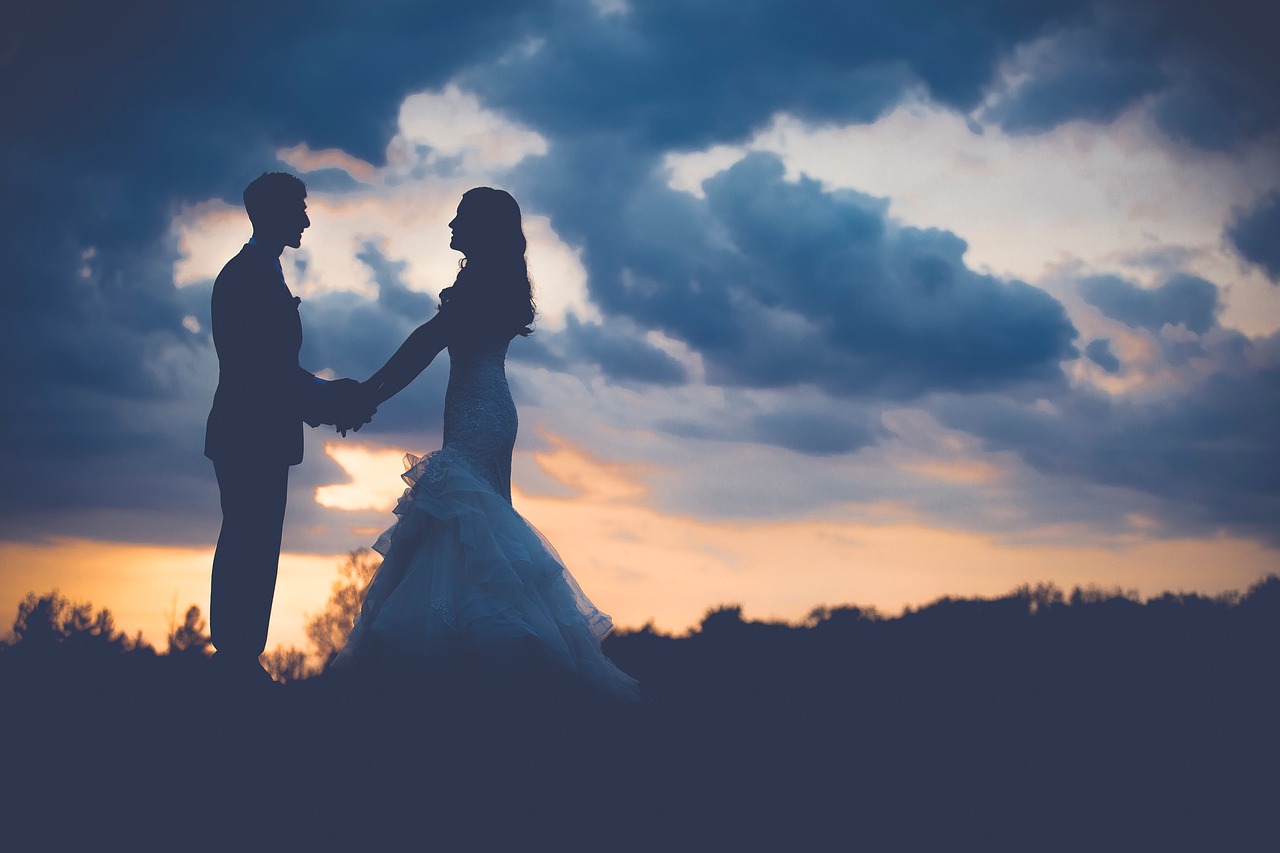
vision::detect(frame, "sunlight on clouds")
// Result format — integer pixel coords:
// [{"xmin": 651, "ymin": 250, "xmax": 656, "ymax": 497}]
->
[
  {"xmin": 530, "ymin": 431, "xmax": 650, "ymax": 502},
  {"xmin": 880, "ymin": 408, "xmax": 1011, "ymax": 485},
  {"xmin": 1047, "ymin": 273, "xmax": 1222, "ymax": 398},
  {"xmin": 172, "ymin": 200, "xmax": 245, "ymax": 287},
  {"xmin": 882, "ymin": 409, "xmax": 1010, "ymax": 474},
  {"xmin": 644, "ymin": 328, "xmax": 706, "ymax": 382},
  {"xmin": 524, "ymin": 216, "xmax": 598, "ymax": 327},
  {"xmin": 314, "ymin": 441, "xmax": 411, "ymax": 511},
  {"xmin": 900, "ymin": 459, "xmax": 1005, "ymax": 485},
  {"xmin": 663, "ymin": 99, "xmax": 1280, "ymax": 336},
  {"xmin": 277, "ymin": 143, "xmax": 377, "ymax": 182},
  {"xmin": 663, "ymin": 144, "xmax": 743, "ymax": 198},
  {"xmin": 395, "ymin": 84, "xmax": 548, "ymax": 172}
]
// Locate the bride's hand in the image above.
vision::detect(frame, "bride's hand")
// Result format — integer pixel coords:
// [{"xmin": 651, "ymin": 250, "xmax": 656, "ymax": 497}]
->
[{"xmin": 337, "ymin": 382, "xmax": 379, "ymax": 437}]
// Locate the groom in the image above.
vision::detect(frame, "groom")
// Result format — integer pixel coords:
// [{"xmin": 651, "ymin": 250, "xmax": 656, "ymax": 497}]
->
[{"xmin": 204, "ymin": 171, "xmax": 373, "ymax": 686}]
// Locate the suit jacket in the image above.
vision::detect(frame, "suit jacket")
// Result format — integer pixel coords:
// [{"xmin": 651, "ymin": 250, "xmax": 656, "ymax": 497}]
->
[{"xmin": 204, "ymin": 243, "xmax": 324, "ymax": 466}]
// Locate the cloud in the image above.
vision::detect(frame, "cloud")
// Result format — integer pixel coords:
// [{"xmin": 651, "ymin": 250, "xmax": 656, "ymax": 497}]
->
[
  {"xmin": 525, "ymin": 150, "xmax": 1078, "ymax": 400},
  {"xmin": 1227, "ymin": 193, "xmax": 1280, "ymax": 283},
  {"xmin": 1140, "ymin": 0, "xmax": 1279, "ymax": 151},
  {"xmin": 354, "ymin": 241, "xmax": 436, "ymax": 320},
  {"xmin": 395, "ymin": 84, "xmax": 548, "ymax": 172},
  {"xmin": 1084, "ymin": 339, "xmax": 1122, "ymax": 374},
  {"xmin": 656, "ymin": 386, "xmax": 887, "ymax": 459},
  {"xmin": 1079, "ymin": 273, "xmax": 1219, "ymax": 335},
  {"xmin": 935, "ymin": 277, "xmax": 1280, "ymax": 544},
  {"xmin": 559, "ymin": 315, "xmax": 688, "ymax": 386},
  {"xmin": 663, "ymin": 101, "xmax": 1280, "ymax": 347},
  {"xmin": 979, "ymin": 2, "xmax": 1280, "ymax": 151},
  {"xmin": 491, "ymin": 4, "xmax": 1132, "ymax": 155},
  {"xmin": 749, "ymin": 409, "xmax": 882, "ymax": 457},
  {"xmin": 982, "ymin": 22, "xmax": 1167, "ymax": 133}
]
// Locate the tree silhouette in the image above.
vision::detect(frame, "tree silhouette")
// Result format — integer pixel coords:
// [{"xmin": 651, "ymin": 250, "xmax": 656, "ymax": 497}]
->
[
  {"xmin": 261, "ymin": 549, "xmax": 380, "ymax": 681},
  {"xmin": 166, "ymin": 604, "xmax": 211, "ymax": 658},
  {"xmin": 6, "ymin": 590, "xmax": 138, "ymax": 654},
  {"xmin": 305, "ymin": 548, "xmax": 380, "ymax": 668},
  {"xmin": 261, "ymin": 644, "xmax": 313, "ymax": 683}
]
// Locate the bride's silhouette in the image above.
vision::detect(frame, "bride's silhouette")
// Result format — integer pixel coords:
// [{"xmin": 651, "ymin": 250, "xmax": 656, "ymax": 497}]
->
[{"xmin": 332, "ymin": 188, "xmax": 639, "ymax": 700}]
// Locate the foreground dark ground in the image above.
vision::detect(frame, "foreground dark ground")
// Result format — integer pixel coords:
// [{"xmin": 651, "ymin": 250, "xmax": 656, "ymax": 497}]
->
[{"xmin": 3, "ymin": 580, "xmax": 1277, "ymax": 851}]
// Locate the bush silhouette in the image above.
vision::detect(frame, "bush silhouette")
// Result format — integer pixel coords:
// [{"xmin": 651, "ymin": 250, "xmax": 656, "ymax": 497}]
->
[{"xmin": 2, "ymin": 572, "xmax": 1275, "ymax": 850}]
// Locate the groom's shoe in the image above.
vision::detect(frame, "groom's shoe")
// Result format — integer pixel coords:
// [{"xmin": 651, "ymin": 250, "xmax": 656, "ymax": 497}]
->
[{"xmin": 211, "ymin": 651, "xmax": 279, "ymax": 692}]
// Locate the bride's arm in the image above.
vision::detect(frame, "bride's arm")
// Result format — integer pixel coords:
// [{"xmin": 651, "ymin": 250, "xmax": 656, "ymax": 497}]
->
[{"xmin": 363, "ymin": 313, "xmax": 452, "ymax": 405}]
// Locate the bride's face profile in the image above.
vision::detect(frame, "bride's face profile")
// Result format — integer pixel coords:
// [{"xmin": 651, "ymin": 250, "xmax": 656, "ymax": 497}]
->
[
  {"xmin": 448, "ymin": 200, "xmax": 477, "ymax": 258},
  {"xmin": 447, "ymin": 188, "xmax": 525, "ymax": 269},
  {"xmin": 442, "ymin": 187, "xmax": 535, "ymax": 334}
]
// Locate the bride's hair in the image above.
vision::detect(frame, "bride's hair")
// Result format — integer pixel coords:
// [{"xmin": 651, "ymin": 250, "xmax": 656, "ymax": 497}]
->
[{"xmin": 441, "ymin": 187, "xmax": 536, "ymax": 337}]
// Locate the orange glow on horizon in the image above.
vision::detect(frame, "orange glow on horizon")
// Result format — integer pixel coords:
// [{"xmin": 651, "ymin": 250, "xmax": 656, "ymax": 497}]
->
[
  {"xmin": 3, "ymin": 432, "xmax": 1277, "ymax": 657},
  {"xmin": 0, "ymin": 539, "xmax": 342, "ymax": 653}
]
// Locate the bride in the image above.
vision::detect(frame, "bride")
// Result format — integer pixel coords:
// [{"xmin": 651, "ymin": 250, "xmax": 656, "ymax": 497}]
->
[{"xmin": 331, "ymin": 187, "xmax": 640, "ymax": 701}]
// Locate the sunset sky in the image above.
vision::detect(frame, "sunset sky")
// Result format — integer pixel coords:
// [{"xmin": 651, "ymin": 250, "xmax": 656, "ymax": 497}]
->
[{"xmin": 2, "ymin": 1, "xmax": 1277, "ymax": 653}]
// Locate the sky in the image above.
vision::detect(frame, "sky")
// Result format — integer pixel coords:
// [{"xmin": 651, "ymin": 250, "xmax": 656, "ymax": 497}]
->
[{"xmin": 2, "ymin": 0, "xmax": 1278, "ymax": 652}]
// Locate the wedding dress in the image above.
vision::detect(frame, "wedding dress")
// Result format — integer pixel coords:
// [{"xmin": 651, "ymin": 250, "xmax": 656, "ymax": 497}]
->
[{"xmin": 333, "ymin": 335, "xmax": 640, "ymax": 700}]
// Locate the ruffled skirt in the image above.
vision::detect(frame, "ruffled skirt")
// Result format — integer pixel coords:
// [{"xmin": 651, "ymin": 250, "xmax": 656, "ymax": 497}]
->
[{"xmin": 333, "ymin": 448, "xmax": 640, "ymax": 701}]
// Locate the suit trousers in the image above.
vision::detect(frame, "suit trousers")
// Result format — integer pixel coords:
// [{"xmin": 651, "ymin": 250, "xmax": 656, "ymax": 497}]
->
[{"xmin": 210, "ymin": 458, "xmax": 290, "ymax": 660}]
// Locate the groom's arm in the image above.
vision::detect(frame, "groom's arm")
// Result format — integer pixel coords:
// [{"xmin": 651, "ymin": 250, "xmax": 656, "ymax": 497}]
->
[
  {"xmin": 213, "ymin": 255, "xmax": 332, "ymax": 426},
  {"xmin": 297, "ymin": 372, "xmax": 330, "ymax": 428}
]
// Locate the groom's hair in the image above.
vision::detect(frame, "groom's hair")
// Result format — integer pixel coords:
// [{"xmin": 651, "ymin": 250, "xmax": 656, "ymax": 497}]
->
[{"xmin": 243, "ymin": 172, "xmax": 307, "ymax": 224}]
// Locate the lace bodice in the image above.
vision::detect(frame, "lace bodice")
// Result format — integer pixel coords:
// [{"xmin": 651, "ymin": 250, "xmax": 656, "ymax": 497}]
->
[{"xmin": 442, "ymin": 338, "xmax": 517, "ymax": 502}]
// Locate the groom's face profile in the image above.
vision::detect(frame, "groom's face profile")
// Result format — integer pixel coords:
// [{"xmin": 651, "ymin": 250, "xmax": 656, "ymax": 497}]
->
[
  {"xmin": 248, "ymin": 197, "xmax": 309, "ymax": 249},
  {"xmin": 244, "ymin": 174, "xmax": 311, "ymax": 250},
  {"xmin": 273, "ymin": 198, "xmax": 310, "ymax": 249}
]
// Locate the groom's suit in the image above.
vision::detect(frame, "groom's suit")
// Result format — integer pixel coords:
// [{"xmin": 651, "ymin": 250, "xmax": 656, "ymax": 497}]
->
[{"xmin": 205, "ymin": 242, "xmax": 329, "ymax": 661}]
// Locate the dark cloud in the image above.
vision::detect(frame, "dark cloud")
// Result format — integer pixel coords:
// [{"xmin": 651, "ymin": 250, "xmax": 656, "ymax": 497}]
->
[
  {"xmin": 1139, "ymin": 0, "xmax": 1279, "ymax": 150},
  {"xmin": 1116, "ymin": 243, "xmax": 1203, "ymax": 277},
  {"xmin": 1079, "ymin": 273, "xmax": 1219, "ymax": 335},
  {"xmin": 982, "ymin": 1, "xmax": 1280, "ymax": 151},
  {"xmin": 658, "ymin": 391, "xmax": 886, "ymax": 459},
  {"xmin": 559, "ymin": 315, "xmax": 688, "ymax": 386},
  {"xmin": 1227, "ymin": 193, "xmax": 1280, "ymax": 283},
  {"xmin": 935, "ymin": 294, "xmax": 1280, "ymax": 544},
  {"xmin": 519, "ymin": 150, "xmax": 1078, "ymax": 401},
  {"xmin": 750, "ymin": 410, "xmax": 882, "ymax": 457},
  {"xmin": 462, "ymin": 0, "xmax": 1087, "ymax": 155},
  {"xmin": 983, "ymin": 22, "xmax": 1166, "ymax": 133},
  {"xmin": 355, "ymin": 242, "xmax": 437, "ymax": 321},
  {"xmin": 1084, "ymin": 339, "xmax": 1121, "ymax": 374}
]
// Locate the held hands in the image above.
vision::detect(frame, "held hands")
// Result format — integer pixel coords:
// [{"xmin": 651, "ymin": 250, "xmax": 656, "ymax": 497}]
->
[{"xmin": 321, "ymin": 378, "xmax": 378, "ymax": 437}]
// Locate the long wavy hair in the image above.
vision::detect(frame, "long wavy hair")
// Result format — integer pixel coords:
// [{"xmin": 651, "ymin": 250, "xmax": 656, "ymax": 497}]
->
[{"xmin": 440, "ymin": 187, "xmax": 536, "ymax": 337}]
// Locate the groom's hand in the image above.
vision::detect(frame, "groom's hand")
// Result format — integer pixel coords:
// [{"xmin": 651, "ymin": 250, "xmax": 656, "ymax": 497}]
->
[
  {"xmin": 334, "ymin": 382, "xmax": 378, "ymax": 437},
  {"xmin": 311, "ymin": 378, "xmax": 360, "ymax": 427},
  {"xmin": 303, "ymin": 374, "xmax": 346, "ymax": 428}
]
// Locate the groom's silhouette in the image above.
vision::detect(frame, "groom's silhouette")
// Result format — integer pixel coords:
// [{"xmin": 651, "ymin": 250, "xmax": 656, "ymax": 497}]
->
[{"xmin": 205, "ymin": 172, "xmax": 371, "ymax": 685}]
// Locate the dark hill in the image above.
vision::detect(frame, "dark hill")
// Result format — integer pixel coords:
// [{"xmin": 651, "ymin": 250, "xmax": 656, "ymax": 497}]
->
[{"xmin": 2, "ymin": 578, "xmax": 1276, "ymax": 851}]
